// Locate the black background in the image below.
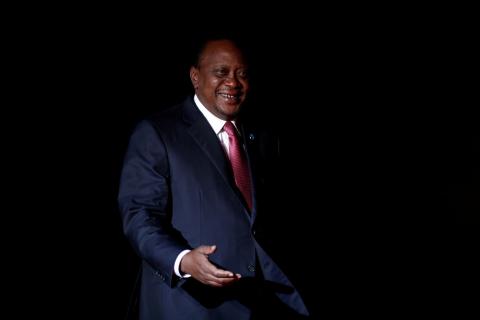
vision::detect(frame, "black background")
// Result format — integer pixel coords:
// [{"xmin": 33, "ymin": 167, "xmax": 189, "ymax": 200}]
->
[{"xmin": 6, "ymin": 6, "xmax": 478, "ymax": 319}]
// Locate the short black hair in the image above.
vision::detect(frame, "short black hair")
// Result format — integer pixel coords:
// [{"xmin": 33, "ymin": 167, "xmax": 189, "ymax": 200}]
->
[{"xmin": 188, "ymin": 31, "xmax": 250, "ymax": 68}]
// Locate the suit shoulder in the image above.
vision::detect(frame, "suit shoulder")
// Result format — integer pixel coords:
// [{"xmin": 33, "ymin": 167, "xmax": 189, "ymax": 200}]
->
[
  {"xmin": 148, "ymin": 103, "xmax": 183, "ymax": 127},
  {"xmin": 130, "ymin": 101, "xmax": 188, "ymax": 138}
]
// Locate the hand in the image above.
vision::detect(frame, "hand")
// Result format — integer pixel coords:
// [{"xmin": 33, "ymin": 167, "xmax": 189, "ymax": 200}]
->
[{"xmin": 180, "ymin": 245, "xmax": 241, "ymax": 287}]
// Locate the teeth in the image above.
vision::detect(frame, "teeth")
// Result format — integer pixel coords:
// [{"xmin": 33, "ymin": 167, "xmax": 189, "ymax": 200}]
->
[{"xmin": 219, "ymin": 93, "xmax": 237, "ymax": 99}]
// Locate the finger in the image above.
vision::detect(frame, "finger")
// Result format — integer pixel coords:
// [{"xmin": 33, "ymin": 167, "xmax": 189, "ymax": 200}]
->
[
  {"xmin": 197, "ymin": 245, "xmax": 216, "ymax": 255},
  {"xmin": 205, "ymin": 279, "xmax": 224, "ymax": 287},
  {"xmin": 206, "ymin": 245, "xmax": 216, "ymax": 254},
  {"xmin": 212, "ymin": 269, "xmax": 235, "ymax": 278},
  {"xmin": 203, "ymin": 270, "xmax": 232, "ymax": 282},
  {"xmin": 207, "ymin": 269, "xmax": 241, "ymax": 282},
  {"xmin": 217, "ymin": 277, "xmax": 239, "ymax": 286},
  {"xmin": 205, "ymin": 275, "xmax": 239, "ymax": 287},
  {"xmin": 203, "ymin": 262, "xmax": 235, "ymax": 278}
]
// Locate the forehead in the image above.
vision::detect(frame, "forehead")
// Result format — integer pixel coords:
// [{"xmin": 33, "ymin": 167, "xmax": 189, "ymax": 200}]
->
[{"xmin": 199, "ymin": 40, "xmax": 247, "ymax": 67}]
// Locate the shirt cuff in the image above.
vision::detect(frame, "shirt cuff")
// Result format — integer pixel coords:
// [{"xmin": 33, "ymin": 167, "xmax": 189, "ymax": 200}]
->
[{"xmin": 174, "ymin": 249, "xmax": 192, "ymax": 278}]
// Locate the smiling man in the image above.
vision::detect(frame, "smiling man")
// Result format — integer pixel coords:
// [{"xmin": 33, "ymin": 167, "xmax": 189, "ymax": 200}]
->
[
  {"xmin": 190, "ymin": 39, "xmax": 249, "ymax": 121},
  {"xmin": 118, "ymin": 37, "xmax": 309, "ymax": 319}
]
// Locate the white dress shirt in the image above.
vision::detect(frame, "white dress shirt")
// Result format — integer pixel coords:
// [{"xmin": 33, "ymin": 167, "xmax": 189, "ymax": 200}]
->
[{"xmin": 173, "ymin": 95, "xmax": 241, "ymax": 278}]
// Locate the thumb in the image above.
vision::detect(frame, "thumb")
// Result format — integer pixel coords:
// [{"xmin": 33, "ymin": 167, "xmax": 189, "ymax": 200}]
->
[{"xmin": 198, "ymin": 245, "xmax": 216, "ymax": 255}]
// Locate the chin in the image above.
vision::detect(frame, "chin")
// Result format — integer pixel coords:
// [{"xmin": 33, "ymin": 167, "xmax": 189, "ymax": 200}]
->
[{"xmin": 220, "ymin": 106, "xmax": 241, "ymax": 119}]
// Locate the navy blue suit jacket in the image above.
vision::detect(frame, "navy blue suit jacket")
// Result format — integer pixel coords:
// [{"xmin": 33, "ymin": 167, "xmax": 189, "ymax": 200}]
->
[{"xmin": 118, "ymin": 97, "xmax": 308, "ymax": 319}]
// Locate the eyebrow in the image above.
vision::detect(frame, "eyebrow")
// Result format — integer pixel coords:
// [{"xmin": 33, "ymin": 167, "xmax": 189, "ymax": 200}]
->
[{"xmin": 211, "ymin": 64, "xmax": 248, "ymax": 70}]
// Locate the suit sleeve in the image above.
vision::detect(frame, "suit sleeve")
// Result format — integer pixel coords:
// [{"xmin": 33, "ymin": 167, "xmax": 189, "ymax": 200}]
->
[{"xmin": 118, "ymin": 120, "xmax": 189, "ymax": 287}]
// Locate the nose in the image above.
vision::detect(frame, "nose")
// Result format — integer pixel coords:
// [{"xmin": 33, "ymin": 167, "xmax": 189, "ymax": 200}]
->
[{"xmin": 224, "ymin": 74, "xmax": 241, "ymax": 88}]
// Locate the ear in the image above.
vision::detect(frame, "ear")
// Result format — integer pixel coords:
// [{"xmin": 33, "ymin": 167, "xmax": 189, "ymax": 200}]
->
[{"xmin": 190, "ymin": 66, "xmax": 199, "ymax": 90}]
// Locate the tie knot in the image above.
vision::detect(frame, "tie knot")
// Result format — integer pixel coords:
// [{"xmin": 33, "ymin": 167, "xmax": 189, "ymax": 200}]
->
[{"xmin": 223, "ymin": 121, "xmax": 237, "ymax": 138}]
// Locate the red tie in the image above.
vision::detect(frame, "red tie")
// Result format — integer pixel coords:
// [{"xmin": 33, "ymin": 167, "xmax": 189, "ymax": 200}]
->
[{"xmin": 223, "ymin": 121, "xmax": 252, "ymax": 211}]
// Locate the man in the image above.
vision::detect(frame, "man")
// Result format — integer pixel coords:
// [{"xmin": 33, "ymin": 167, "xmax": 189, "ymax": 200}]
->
[{"xmin": 118, "ymin": 38, "xmax": 309, "ymax": 319}]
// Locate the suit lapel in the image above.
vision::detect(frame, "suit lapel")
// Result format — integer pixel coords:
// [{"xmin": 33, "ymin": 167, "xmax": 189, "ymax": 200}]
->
[
  {"xmin": 187, "ymin": 116, "xmax": 234, "ymax": 189},
  {"xmin": 183, "ymin": 98, "xmax": 258, "ymax": 220}
]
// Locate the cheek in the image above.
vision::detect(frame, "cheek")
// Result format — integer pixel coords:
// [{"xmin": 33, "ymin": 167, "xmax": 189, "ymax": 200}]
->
[{"xmin": 211, "ymin": 79, "xmax": 221, "ymax": 87}]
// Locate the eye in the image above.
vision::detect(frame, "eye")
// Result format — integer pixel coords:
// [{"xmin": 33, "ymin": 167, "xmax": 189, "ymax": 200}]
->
[
  {"xmin": 237, "ymin": 70, "xmax": 248, "ymax": 79},
  {"xmin": 214, "ymin": 68, "xmax": 229, "ymax": 77}
]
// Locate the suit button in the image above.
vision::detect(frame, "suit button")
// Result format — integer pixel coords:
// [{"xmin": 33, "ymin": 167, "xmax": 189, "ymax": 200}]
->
[
  {"xmin": 252, "ymin": 229, "xmax": 256, "ymax": 236},
  {"xmin": 154, "ymin": 271, "xmax": 165, "ymax": 281},
  {"xmin": 248, "ymin": 264, "xmax": 256, "ymax": 272}
]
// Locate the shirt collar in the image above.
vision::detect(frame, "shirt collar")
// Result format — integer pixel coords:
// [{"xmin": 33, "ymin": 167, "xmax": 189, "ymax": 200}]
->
[{"xmin": 194, "ymin": 95, "xmax": 238, "ymax": 135}]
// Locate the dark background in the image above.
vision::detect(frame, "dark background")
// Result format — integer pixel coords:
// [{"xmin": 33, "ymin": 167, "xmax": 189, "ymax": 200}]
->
[{"xmin": 7, "ymin": 8, "xmax": 477, "ymax": 319}]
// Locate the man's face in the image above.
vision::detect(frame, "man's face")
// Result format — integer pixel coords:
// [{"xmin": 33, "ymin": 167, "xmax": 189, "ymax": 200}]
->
[{"xmin": 190, "ymin": 40, "xmax": 249, "ymax": 121}]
